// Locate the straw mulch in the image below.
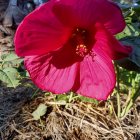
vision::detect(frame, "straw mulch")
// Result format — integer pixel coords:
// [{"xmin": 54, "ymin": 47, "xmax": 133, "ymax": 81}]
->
[{"xmin": 0, "ymin": 87, "xmax": 139, "ymax": 140}]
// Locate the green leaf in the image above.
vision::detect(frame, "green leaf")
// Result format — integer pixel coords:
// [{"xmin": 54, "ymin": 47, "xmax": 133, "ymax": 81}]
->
[
  {"xmin": 32, "ymin": 104, "xmax": 47, "ymax": 120},
  {"xmin": 1, "ymin": 53, "xmax": 23, "ymax": 68},
  {"xmin": 0, "ymin": 67, "xmax": 20, "ymax": 87},
  {"xmin": 120, "ymin": 37, "xmax": 140, "ymax": 68},
  {"xmin": 4, "ymin": 53, "xmax": 19, "ymax": 61},
  {"xmin": 78, "ymin": 95, "xmax": 99, "ymax": 104},
  {"xmin": 56, "ymin": 94, "xmax": 69, "ymax": 102}
]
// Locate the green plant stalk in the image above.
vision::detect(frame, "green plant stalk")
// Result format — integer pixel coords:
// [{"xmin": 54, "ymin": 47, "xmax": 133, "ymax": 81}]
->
[
  {"xmin": 31, "ymin": 88, "xmax": 40, "ymax": 99},
  {"xmin": 115, "ymin": 64, "xmax": 121, "ymax": 118},
  {"xmin": 69, "ymin": 92, "xmax": 74, "ymax": 103},
  {"xmin": 121, "ymin": 99, "xmax": 133, "ymax": 118},
  {"xmin": 117, "ymin": 92, "xmax": 121, "ymax": 118},
  {"xmin": 121, "ymin": 83, "xmax": 140, "ymax": 118},
  {"xmin": 132, "ymin": 84, "xmax": 140, "ymax": 101}
]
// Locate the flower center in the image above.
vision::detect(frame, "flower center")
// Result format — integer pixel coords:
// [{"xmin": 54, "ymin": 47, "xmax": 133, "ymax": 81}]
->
[
  {"xmin": 76, "ymin": 44, "xmax": 88, "ymax": 57},
  {"xmin": 71, "ymin": 28, "xmax": 92, "ymax": 57}
]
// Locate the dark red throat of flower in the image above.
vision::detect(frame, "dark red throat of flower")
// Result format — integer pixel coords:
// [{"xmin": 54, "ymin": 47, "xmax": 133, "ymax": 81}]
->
[{"xmin": 70, "ymin": 28, "xmax": 93, "ymax": 57}]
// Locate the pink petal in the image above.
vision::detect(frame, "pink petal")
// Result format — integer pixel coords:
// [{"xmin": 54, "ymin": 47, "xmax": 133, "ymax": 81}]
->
[
  {"xmin": 52, "ymin": 0, "xmax": 125, "ymax": 34},
  {"xmin": 24, "ymin": 45, "xmax": 79, "ymax": 93},
  {"xmin": 99, "ymin": 1, "xmax": 126, "ymax": 34},
  {"xmin": 76, "ymin": 46, "xmax": 116, "ymax": 100},
  {"xmin": 14, "ymin": 2, "xmax": 71, "ymax": 57},
  {"xmin": 94, "ymin": 23, "xmax": 132, "ymax": 60}
]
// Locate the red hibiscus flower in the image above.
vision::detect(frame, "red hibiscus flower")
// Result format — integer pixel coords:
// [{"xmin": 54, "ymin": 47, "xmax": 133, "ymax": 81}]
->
[{"xmin": 14, "ymin": 0, "xmax": 132, "ymax": 100}]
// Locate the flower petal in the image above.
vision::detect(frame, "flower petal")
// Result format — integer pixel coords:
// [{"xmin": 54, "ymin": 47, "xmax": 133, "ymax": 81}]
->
[
  {"xmin": 14, "ymin": 2, "xmax": 70, "ymax": 57},
  {"xmin": 24, "ymin": 45, "xmax": 79, "ymax": 93},
  {"xmin": 76, "ymin": 47, "xmax": 116, "ymax": 100},
  {"xmin": 95, "ymin": 23, "xmax": 132, "ymax": 60},
  {"xmin": 52, "ymin": 0, "xmax": 125, "ymax": 34}
]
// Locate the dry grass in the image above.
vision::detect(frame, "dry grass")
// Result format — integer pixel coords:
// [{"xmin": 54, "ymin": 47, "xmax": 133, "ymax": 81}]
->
[{"xmin": 1, "ymin": 92, "xmax": 138, "ymax": 140}]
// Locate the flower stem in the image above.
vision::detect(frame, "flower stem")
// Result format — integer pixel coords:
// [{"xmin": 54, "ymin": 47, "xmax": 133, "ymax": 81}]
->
[{"xmin": 115, "ymin": 63, "xmax": 121, "ymax": 118}]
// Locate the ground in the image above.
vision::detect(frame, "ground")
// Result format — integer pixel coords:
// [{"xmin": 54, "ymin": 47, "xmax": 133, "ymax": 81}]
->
[{"xmin": 0, "ymin": 80, "xmax": 140, "ymax": 139}]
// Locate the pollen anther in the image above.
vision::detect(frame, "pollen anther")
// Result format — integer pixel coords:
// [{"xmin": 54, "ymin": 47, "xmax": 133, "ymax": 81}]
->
[{"xmin": 76, "ymin": 44, "xmax": 88, "ymax": 57}]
